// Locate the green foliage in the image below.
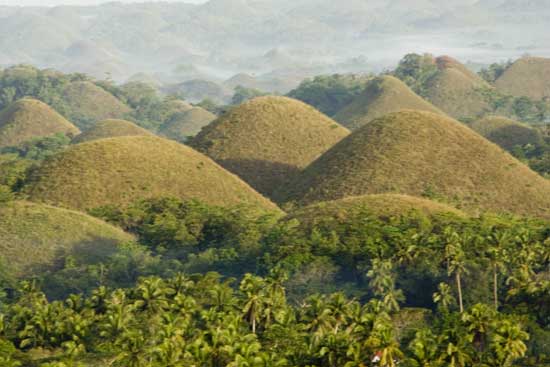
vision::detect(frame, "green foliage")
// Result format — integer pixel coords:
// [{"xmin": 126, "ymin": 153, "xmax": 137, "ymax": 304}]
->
[
  {"xmin": 1, "ymin": 133, "xmax": 71, "ymax": 161},
  {"xmin": 287, "ymin": 74, "xmax": 369, "ymax": 116},
  {"xmin": 393, "ymin": 53, "xmax": 439, "ymax": 97},
  {"xmin": 231, "ymin": 85, "xmax": 268, "ymax": 105},
  {"xmin": 0, "ymin": 65, "xmax": 87, "ymax": 117},
  {"xmin": 479, "ymin": 61, "xmax": 513, "ymax": 83}
]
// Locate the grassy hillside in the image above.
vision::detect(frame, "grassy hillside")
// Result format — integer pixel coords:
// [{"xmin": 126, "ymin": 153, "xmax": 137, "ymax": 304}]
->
[
  {"xmin": 0, "ymin": 200, "xmax": 132, "ymax": 278},
  {"xmin": 190, "ymin": 96, "xmax": 350, "ymax": 196},
  {"xmin": 159, "ymin": 107, "xmax": 216, "ymax": 142},
  {"xmin": 72, "ymin": 119, "xmax": 154, "ymax": 144},
  {"xmin": 276, "ymin": 110, "xmax": 550, "ymax": 218},
  {"xmin": 63, "ymin": 81, "xmax": 131, "ymax": 129},
  {"xmin": 495, "ymin": 56, "xmax": 550, "ymax": 99},
  {"xmin": 424, "ymin": 56, "xmax": 492, "ymax": 119},
  {"xmin": 333, "ymin": 76, "xmax": 444, "ymax": 130},
  {"xmin": 468, "ymin": 116, "xmax": 544, "ymax": 151},
  {"xmin": 24, "ymin": 135, "xmax": 281, "ymax": 213},
  {"xmin": 288, "ymin": 194, "xmax": 466, "ymax": 226},
  {"xmin": 0, "ymin": 98, "xmax": 80, "ymax": 148}
]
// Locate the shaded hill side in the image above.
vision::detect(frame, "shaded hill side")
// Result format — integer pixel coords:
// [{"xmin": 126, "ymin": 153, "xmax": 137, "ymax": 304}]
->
[
  {"xmin": 24, "ymin": 135, "xmax": 281, "ymax": 213},
  {"xmin": 468, "ymin": 116, "xmax": 544, "ymax": 151},
  {"xmin": 424, "ymin": 67, "xmax": 491, "ymax": 119},
  {"xmin": 72, "ymin": 119, "xmax": 154, "ymax": 143},
  {"xmin": 190, "ymin": 96, "xmax": 350, "ymax": 196},
  {"xmin": 159, "ymin": 107, "xmax": 216, "ymax": 142},
  {"xmin": 276, "ymin": 110, "xmax": 550, "ymax": 219},
  {"xmin": 0, "ymin": 201, "xmax": 133, "ymax": 278},
  {"xmin": 495, "ymin": 57, "xmax": 550, "ymax": 100},
  {"xmin": 287, "ymin": 194, "xmax": 466, "ymax": 227},
  {"xmin": 0, "ymin": 98, "xmax": 80, "ymax": 148},
  {"xmin": 63, "ymin": 81, "xmax": 132, "ymax": 129},
  {"xmin": 334, "ymin": 76, "xmax": 445, "ymax": 130}
]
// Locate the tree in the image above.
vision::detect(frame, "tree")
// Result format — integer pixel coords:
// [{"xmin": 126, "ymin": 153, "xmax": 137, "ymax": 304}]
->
[{"xmin": 367, "ymin": 259, "xmax": 404, "ymax": 313}]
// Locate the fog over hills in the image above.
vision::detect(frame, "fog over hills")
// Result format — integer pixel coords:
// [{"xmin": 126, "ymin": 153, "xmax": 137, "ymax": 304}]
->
[{"xmin": 0, "ymin": 0, "xmax": 548, "ymax": 89}]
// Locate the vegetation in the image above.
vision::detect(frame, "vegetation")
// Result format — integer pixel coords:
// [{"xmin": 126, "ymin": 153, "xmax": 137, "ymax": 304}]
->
[
  {"xmin": 479, "ymin": 61, "xmax": 513, "ymax": 84},
  {"xmin": 276, "ymin": 110, "xmax": 550, "ymax": 218},
  {"xmin": 287, "ymin": 74, "xmax": 370, "ymax": 117},
  {"xmin": 2, "ymin": 195, "xmax": 550, "ymax": 365},
  {"xmin": 333, "ymin": 76, "xmax": 444, "ymax": 130},
  {"xmin": 190, "ymin": 96, "xmax": 350, "ymax": 197},
  {"xmin": 23, "ymin": 135, "xmax": 281, "ymax": 212},
  {"xmin": 72, "ymin": 119, "xmax": 153, "ymax": 144},
  {"xmin": 0, "ymin": 99, "xmax": 80, "ymax": 149},
  {"xmin": 231, "ymin": 86, "xmax": 269, "ymax": 105}
]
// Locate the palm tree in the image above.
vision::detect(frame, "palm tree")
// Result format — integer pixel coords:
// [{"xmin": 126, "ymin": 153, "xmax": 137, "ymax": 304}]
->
[
  {"xmin": 365, "ymin": 318, "xmax": 403, "ymax": 367},
  {"xmin": 487, "ymin": 229, "xmax": 511, "ymax": 310},
  {"xmin": 490, "ymin": 320, "xmax": 529, "ymax": 367},
  {"xmin": 444, "ymin": 230, "xmax": 469, "ymax": 313},
  {"xmin": 367, "ymin": 259, "xmax": 404, "ymax": 313},
  {"xmin": 240, "ymin": 274, "xmax": 266, "ymax": 334},
  {"xmin": 407, "ymin": 328, "xmax": 440, "ymax": 367},
  {"xmin": 433, "ymin": 283, "xmax": 456, "ymax": 313}
]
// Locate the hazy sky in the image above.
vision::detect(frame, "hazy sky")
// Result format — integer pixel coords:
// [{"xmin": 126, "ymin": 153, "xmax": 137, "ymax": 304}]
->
[{"xmin": 0, "ymin": 0, "xmax": 207, "ymax": 5}]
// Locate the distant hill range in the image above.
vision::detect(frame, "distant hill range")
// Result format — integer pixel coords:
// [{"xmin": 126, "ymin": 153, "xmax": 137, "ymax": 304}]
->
[{"xmin": 0, "ymin": 0, "xmax": 548, "ymax": 85}]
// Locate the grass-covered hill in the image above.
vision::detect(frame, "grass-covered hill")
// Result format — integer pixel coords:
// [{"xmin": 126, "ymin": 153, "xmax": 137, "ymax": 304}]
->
[
  {"xmin": 468, "ymin": 116, "xmax": 544, "ymax": 152},
  {"xmin": 333, "ymin": 76, "xmax": 444, "ymax": 130},
  {"xmin": 62, "ymin": 81, "xmax": 132, "ymax": 129},
  {"xmin": 190, "ymin": 96, "xmax": 350, "ymax": 196},
  {"xmin": 0, "ymin": 98, "xmax": 80, "ymax": 148},
  {"xmin": 276, "ymin": 110, "xmax": 550, "ymax": 218},
  {"xmin": 0, "ymin": 200, "xmax": 132, "ymax": 278},
  {"xmin": 288, "ymin": 194, "xmax": 466, "ymax": 226},
  {"xmin": 494, "ymin": 56, "xmax": 550, "ymax": 100},
  {"xmin": 23, "ymin": 135, "xmax": 281, "ymax": 213},
  {"xmin": 424, "ymin": 56, "xmax": 492, "ymax": 119},
  {"xmin": 72, "ymin": 119, "xmax": 154, "ymax": 144},
  {"xmin": 159, "ymin": 107, "xmax": 216, "ymax": 142}
]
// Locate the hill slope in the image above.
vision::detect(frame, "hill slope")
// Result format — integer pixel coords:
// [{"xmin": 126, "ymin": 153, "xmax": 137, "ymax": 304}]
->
[
  {"xmin": 334, "ymin": 76, "xmax": 444, "ymax": 130},
  {"xmin": 24, "ymin": 135, "xmax": 280, "ymax": 213},
  {"xmin": 494, "ymin": 57, "xmax": 550, "ymax": 99},
  {"xmin": 159, "ymin": 107, "xmax": 216, "ymax": 141},
  {"xmin": 424, "ymin": 56, "xmax": 492, "ymax": 119},
  {"xmin": 276, "ymin": 110, "xmax": 550, "ymax": 218},
  {"xmin": 72, "ymin": 119, "xmax": 154, "ymax": 143},
  {"xmin": 468, "ymin": 116, "xmax": 544, "ymax": 151},
  {"xmin": 190, "ymin": 96, "xmax": 350, "ymax": 196},
  {"xmin": 0, "ymin": 201, "xmax": 132, "ymax": 278},
  {"xmin": 288, "ymin": 194, "xmax": 465, "ymax": 226},
  {"xmin": 0, "ymin": 98, "xmax": 80, "ymax": 148},
  {"xmin": 63, "ymin": 81, "xmax": 132, "ymax": 129}
]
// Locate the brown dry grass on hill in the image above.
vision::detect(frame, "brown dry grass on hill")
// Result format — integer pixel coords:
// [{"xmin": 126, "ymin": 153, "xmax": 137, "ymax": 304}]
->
[
  {"xmin": 424, "ymin": 66, "xmax": 491, "ymax": 120},
  {"xmin": 190, "ymin": 96, "xmax": 350, "ymax": 197},
  {"xmin": 468, "ymin": 116, "xmax": 544, "ymax": 151},
  {"xmin": 24, "ymin": 135, "xmax": 282, "ymax": 213},
  {"xmin": 494, "ymin": 56, "xmax": 550, "ymax": 100},
  {"xmin": 0, "ymin": 200, "xmax": 133, "ymax": 278},
  {"xmin": 0, "ymin": 98, "xmax": 80, "ymax": 148},
  {"xmin": 159, "ymin": 107, "xmax": 216, "ymax": 141},
  {"xmin": 63, "ymin": 81, "xmax": 131, "ymax": 127},
  {"xmin": 276, "ymin": 110, "xmax": 550, "ymax": 219},
  {"xmin": 287, "ymin": 194, "xmax": 466, "ymax": 227},
  {"xmin": 72, "ymin": 119, "xmax": 153, "ymax": 143},
  {"xmin": 333, "ymin": 76, "xmax": 444, "ymax": 130}
]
